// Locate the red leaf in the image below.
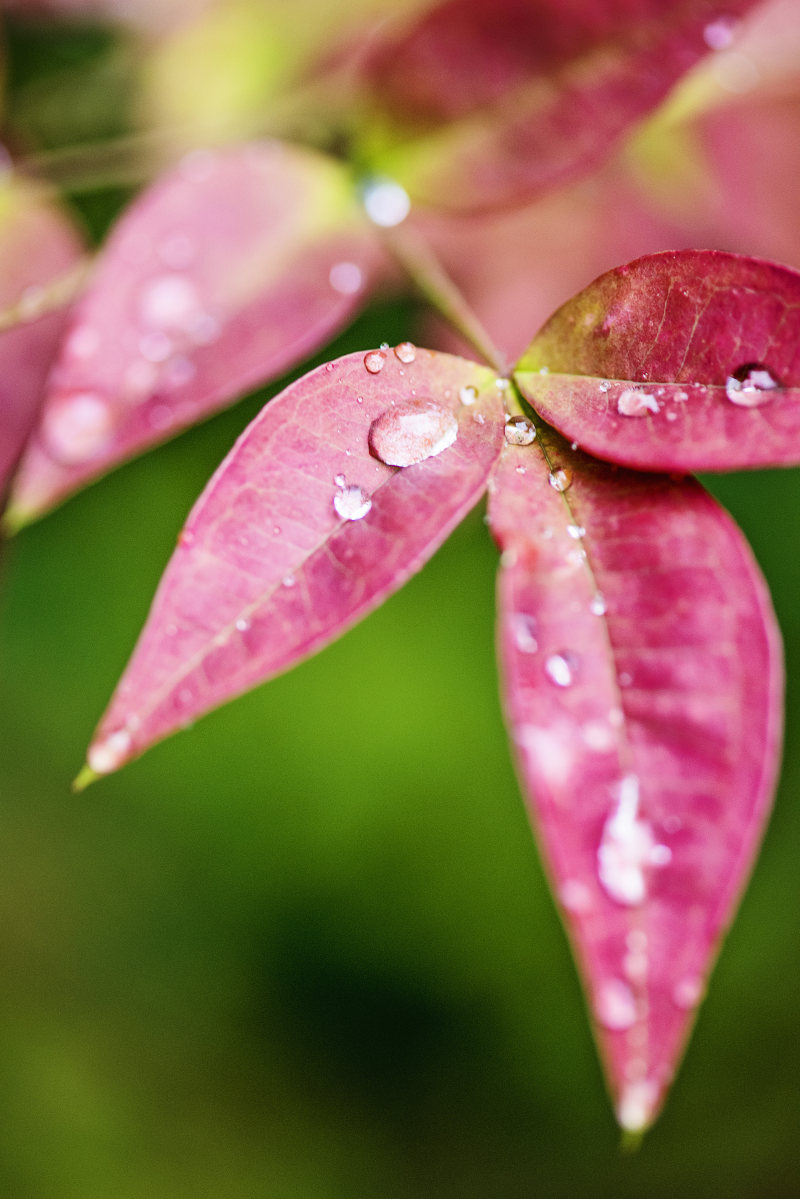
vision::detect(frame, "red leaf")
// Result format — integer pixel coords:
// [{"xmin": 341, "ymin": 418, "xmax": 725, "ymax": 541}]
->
[
  {"xmin": 488, "ymin": 427, "xmax": 783, "ymax": 1130},
  {"xmin": 0, "ymin": 186, "xmax": 85, "ymax": 503},
  {"xmin": 78, "ymin": 347, "xmax": 503, "ymax": 781},
  {"xmin": 359, "ymin": 0, "xmax": 762, "ymax": 210},
  {"xmin": 9, "ymin": 142, "xmax": 383, "ymax": 526},
  {"xmin": 515, "ymin": 250, "xmax": 800, "ymax": 472}
]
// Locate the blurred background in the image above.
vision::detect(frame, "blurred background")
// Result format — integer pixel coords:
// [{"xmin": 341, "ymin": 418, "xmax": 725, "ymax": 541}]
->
[{"xmin": 2, "ymin": 3, "xmax": 800, "ymax": 1196}]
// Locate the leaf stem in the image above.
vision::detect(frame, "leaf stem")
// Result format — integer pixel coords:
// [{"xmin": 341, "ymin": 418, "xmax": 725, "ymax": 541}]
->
[{"xmin": 382, "ymin": 222, "xmax": 509, "ymax": 375}]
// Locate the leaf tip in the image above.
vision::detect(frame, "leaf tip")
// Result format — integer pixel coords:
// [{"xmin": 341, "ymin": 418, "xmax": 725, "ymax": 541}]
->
[
  {"xmin": 615, "ymin": 1081, "xmax": 660, "ymax": 1142},
  {"xmin": 0, "ymin": 502, "xmax": 32, "ymax": 537},
  {"xmin": 72, "ymin": 764, "xmax": 100, "ymax": 794}
]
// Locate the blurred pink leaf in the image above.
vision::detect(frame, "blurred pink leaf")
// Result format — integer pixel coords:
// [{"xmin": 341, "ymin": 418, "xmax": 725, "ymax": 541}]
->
[
  {"xmin": 9, "ymin": 142, "xmax": 384, "ymax": 526},
  {"xmin": 79, "ymin": 347, "xmax": 503, "ymax": 780},
  {"xmin": 0, "ymin": 185, "xmax": 84, "ymax": 503},
  {"xmin": 488, "ymin": 428, "xmax": 783, "ymax": 1132},
  {"xmin": 515, "ymin": 250, "xmax": 800, "ymax": 472},
  {"xmin": 360, "ymin": 0, "xmax": 762, "ymax": 210}
]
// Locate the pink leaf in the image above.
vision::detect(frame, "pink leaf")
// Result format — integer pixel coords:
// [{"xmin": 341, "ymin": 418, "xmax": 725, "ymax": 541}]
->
[
  {"xmin": 515, "ymin": 250, "xmax": 800, "ymax": 472},
  {"xmin": 488, "ymin": 426, "xmax": 783, "ymax": 1131},
  {"xmin": 359, "ymin": 0, "xmax": 762, "ymax": 210},
  {"xmin": 79, "ymin": 347, "xmax": 503, "ymax": 781},
  {"xmin": 9, "ymin": 141, "xmax": 384, "ymax": 526},
  {"xmin": 0, "ymin": 186, "xmax": 85, "ymax": 503}
]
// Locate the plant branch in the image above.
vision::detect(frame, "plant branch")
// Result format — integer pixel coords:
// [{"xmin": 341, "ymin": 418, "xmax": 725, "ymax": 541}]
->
[{"xmin": 382, "ymin": 222, "xmax": 509, "ymax": 375}]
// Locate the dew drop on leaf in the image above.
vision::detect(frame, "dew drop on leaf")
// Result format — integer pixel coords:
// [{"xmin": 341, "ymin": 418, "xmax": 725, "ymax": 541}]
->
[
  {"xmin": 544, "ymin": 651, "xmax": 577, "ymax": 687},
  {"xmin": 672, "ymin": 976, "xmax": 705, "ymax": 1010},
  {"xmin": 364, "ymin": 350, "xmax": 387, "ymax": 374},
  {"xmin": 87, "ymin": 728, "xmax": 132, "ymax": 775},
  {"xmin": 362, "ymin": 177, "xmax": 411, "ymax": 227},
  {"xmin": 368, "ymin": 397, "xmax": 458, "ymax": 466},
  {"xmin": 725, "ymin": 363, "xmax": 780, "ymax": 407},
  {"xmin": 617, "ymin": 388, "xmax": 660, "ymax": 417},
  {"xmin": 504, "ymin": 415, "xmax": 536, "ymax": 446},
  {"xmin": 510, "ymin": 613, "xmax": 538, "ymax": 653},
  {"xmin": 597, "ymin": 775, "xmax": 669, "ymax": 907},
  {"xmin": 42, "ymin": 391, "xmax": 114, "ymax": 465},
  {"xmin": 333, "ymin": 480, "xmax": 372, "ymax": 521},
  {"xmin": 595, "ymin": 978, "xmax": 638, "ymax": 1031},
  {"xmin": 589, "ymin": 592, "xmax": 607, "ymax": 616},
  {"xmin": 393, "ymin": 341, "xmax": 416, "ymax": 364},
  {"xmin": 548, "ymin": 468, "xmax": 572, "ymax": 492},
  {"xmin": 459, "ymin": 385, "xmax": 478, "ymax": 405}
]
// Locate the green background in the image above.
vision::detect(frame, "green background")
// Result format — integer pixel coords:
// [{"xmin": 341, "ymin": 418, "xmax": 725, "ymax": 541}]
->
[{"xmin": 2, "ymin": 14, "xmax": 800, "ymax": 1198}]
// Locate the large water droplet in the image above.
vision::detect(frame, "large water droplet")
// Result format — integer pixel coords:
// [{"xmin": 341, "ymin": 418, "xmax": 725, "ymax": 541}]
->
[
  {"xmin": 42, "ymin": 391, "xmax": 114, "ymax": 465},
  {"xmin": 364, "ymin": 350, "xmax": 387, "ymax": 374},
  {"xmin": 549, "ymin": 468, "xmax": 572, "ymax": 492},
  {"xmin": 333, "ymin": 480, "xmax": 372, "ymax": 521},
  {"xmin": 87, "ymin": 727, "xmax": 132, "ymax": 775},
  {"xmin": 394, "ymin": 341, "xmax": 416, "ymax": 364},
  {"xmin": 617, "ymin": 388, "xmax": 660, "ymax": 417},
  {"xmin": 544, "ymin": 651, "xmax": 578, "ymax": 687},
  {"xmin": 504, "ymin": 415, "xmax": 536, "ymax": 446},
  {"xmin": 139, "ymin": 273, "xmax": 200, "ymax": 331},
  {"xmin": 369, "ymin": 397, "xmax": 458, "ymax": 466},
  {"xmin": 597, "ymin": 774, "xmax": 669, "ymax": 906},
  {"xmin": 595, "ymin": 978, "xmax": 638, "ymax": 1031},
  {"xmin": 725, "ymin": 363, "xmax": 780, "ymax": 407},
  {"xmin": 362, "ymin": 177, "xmax": 411, "ymax": 227},
  {"xmin": 459, "ymin": 385, "xmax": 478, "ymax": 405}
]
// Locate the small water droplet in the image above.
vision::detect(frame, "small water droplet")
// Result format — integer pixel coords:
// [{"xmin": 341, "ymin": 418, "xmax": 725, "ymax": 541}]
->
[
  {"xmin": 672, "ymin": 976, "xmax": 705, "ymax": 1010},
  {"xmin": 364, "ymin": 350, "xmax": 387, "ymax": 374},
  {"xmin": 178, "ymin": 529, "xmax": 196, "ymax": 547},
  {"xmin": 380, "ymin": 342, "xmax": 390, "ymax": 351},
  {"xmin": 581, "ymin": 719, "xmax": 615, "ymax": 752},
  {"xmin": 617, "ymin": 388, "xmax": 660, "ymax": 417},
  {"xmin": 88, "ymin": 728, "xmax": 132, "ymax": 775},
  {"xmin": 504, "ymin": 416, "xmax": 536, "ymax": 446},
  {"xmin": 369, "ymin": 397, "xmax": 458, "ymax": 466},
  {"xmin": 567, "ymin": 524, "xmax": 585, "ymax": 539},
  {"xmin": 549, "ymin": 468, "xmax": 572, "ymax": 492},
  {"xmin": 544, "ymin": 651, "xmax": 578, "ymax": 687},
  {"xmin": 65, "ymin": 323, "xmax": 101, "ymax": 361},
  {"xmin": 42, "ymin": 391, "xmax": 114, "ymax": 465},
  {"xmin": 599, "ymin": 379, "xmax": 611, "ymax": 393},
  {"xmin": 272, "ymin": 525, "xmax": 281, "ymax": 536},
  {"xmin": 589, "ymin": 592, "xmax": 607, "ymax": 616},
  {"xmin": 282, "ymin": 574, "xmax": 296, "ymax": 588},
  {"xmin": 459, "ymin": 385, "xmax": 478, "ymax": 405},
  {"xmin": 595, "ymin": 978, "xmax": 638, "ymax": 1031},
  {"xmin": 674, "ymin": 389, "xmax": 689, "ymax": 402},
  {"xmin": 139, "ymin": 273, "xmax": 200, "ymax": 331},
  {"xmin": 725, "ymin": 363, "xmax": 780, "ymax": 407},
  {"xmin": 394, "ymin": 341, "xmax": 416, "ymax": 364},
  {"xmin": 617, "ymin": 1080, "xmax": 659, "ymax": 1132},
  {"xmin": 334, "ymin": 473, "xmax": 346, "ymax": 487},
  {"xmin": 362, "ymin": 177, "xmax": 411, "ymax": 227},
  {"xmin": 329, "ymin": 261, "xmax": 364, "ymax": 296},
  {"xmin": 333, "ymin": 481, "xmax": 372, "ymax": 521},
  {"xmin": 495, "ymin": 377, "xmax": 510, "ymax": 391},
  {"xmin": 510, "ymin": 613, "xmax": 538, "ymax": 653},
  {"xmin": 235, "ymin": 617, "xmax": 250, "ymax": 632}
]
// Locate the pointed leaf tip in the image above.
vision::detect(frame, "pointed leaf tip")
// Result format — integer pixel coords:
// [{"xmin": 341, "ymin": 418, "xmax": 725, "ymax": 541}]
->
[
  {"xmin": 489, "ymin": 428, "xmax": 783, "ymax": 1128},
  {"xmin": 71, "ymin": 764, "xmax": 100, "ymax": 793},
  {"xmin": 515, "ymin": 250, "xmax": 800, "ymax": 472},
  {"xmin": 84, "ymin": 349, "xmax": 504, "ymax": 773}
]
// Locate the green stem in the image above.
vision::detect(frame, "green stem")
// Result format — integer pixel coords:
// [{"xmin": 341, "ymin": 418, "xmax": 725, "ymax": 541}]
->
[{"xmin": 382, "ymin": 222, "xmax": 509, "ymax": 375}]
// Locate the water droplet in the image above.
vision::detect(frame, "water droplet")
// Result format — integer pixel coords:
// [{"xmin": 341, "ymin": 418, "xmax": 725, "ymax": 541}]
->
[
  {"xmin": 333, "ymin": 481, "xmax": 372, "ymax": 521},
  {"xmin": 598, "ymin": 774, "xmax": 666, "ymax": 906},
  {"xmin": 589, "ymin": 592, "xmax": 607, "ymax": 616},
  {"xmin": 394, "ymin": 341, "xmax": 416, "ymax": 364},
  {"xmin": 282, "ymin": 574, "xmax": 296, "ymax": 588},
  {"xmin": 334, "ymin": 473, "xmax": 346, "ymax": 487},
  {"xmin": 504, "ymin": 416, "xmax": 536, "ymax": 446},
  {"xmin": 329, "ymin": 261, "xmax": 364, "ymax": 296},
  {"xmin": 617, "ymin": 388, "xmax": 660, "ymax": 417},
  {"xmin": 703, "ymin": 14, "xmax": 739, "ymax": 50},
  {"xmin": 617, "ymin": 1079, "xmax": 659, "ymax": 1132},
  {"xmin": 567, "ymin": 524, "xmax": 585, "ymax": 539},
  {"xmin": 364, "ymin": 350, "xmax": 387, "ymax": 374},
  {"xmin": 510, "ymin": 613, "xmax": 538, "ymax": 653},
  {"xmin": 582, "ymin": 719, "xmax": 615, "ymax": 751},
  {"xmin": 42, "ymin": 391, "xmax": 114, "ymax": 465},
  {"xmin": 672, "ymin": 976, "xmax": 705, "ymax": 1010},
  {"xmin": 558, "ymin": 879, "xmax": 593, "ymax": 914},
  {"xmin": 362, "ymin": 177, "xmax": 411, "ymax": 227},
  {"xmin": 87, "ymin": 728, "xmax": 132, "ymax": 775},
  {"xmin": 459, "ymin": 385, "xmax": 478, "ymax": 405},
  {"xmin": 549, "ymin": 469, "xmax": 572, "ymax": 492},
  {"xmin": 725, "ymin": 363, "xmax": 780, "ymax": 407},
  {"xmin": 139, "ymin": 273, "xmax": 200, "ymax": 331},
  {"xmin": 369, "ymin": 397, "xmax": 458, "ymax": 467},
  {"xmin": 595, "ymin": 978, "xmax": 638, "ymax": 1031},
  {"xmin": 235, "ymin": 617, "xmax": 250, "ymax": 632},
  {"xmin": 178, "ymin": 529, "xmax": 196, "ymax": 547},
  {"xmin": 495, "ymin": 377, "xmax": 510, "ymax": 391},
  {"xmin": 544, "ymin": 651, "xmax": 577, "ymax": 687},
  {"xmin": 599, "ymin": 379, "xmax": 611, "ymax": 393}
]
